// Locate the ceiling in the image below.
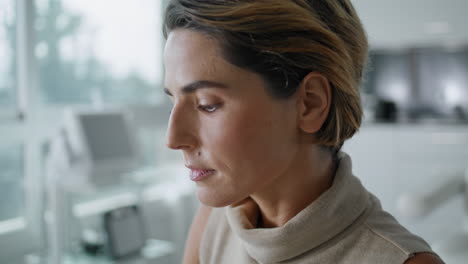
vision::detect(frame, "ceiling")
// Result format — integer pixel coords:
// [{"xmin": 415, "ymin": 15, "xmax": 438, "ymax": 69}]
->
[{"xmin": 351, "ymin": 0, "xmax": 468, "ymax": 49}]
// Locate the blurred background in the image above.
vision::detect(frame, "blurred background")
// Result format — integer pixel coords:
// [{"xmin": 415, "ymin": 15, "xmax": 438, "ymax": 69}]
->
[{"xmin": 0, "ymin": 0, "xmax": 467, "ymax": 263}]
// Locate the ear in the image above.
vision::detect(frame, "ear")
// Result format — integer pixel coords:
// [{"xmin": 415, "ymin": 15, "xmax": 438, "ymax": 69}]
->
[{"xmin": 296, "ymin": 72, "xmax": 332, "ymax": 134}]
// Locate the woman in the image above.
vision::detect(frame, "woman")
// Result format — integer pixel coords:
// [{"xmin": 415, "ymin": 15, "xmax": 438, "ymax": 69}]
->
[{"xmin": 162, "ymin": 0, "xmax": 444, "ymax": 263}]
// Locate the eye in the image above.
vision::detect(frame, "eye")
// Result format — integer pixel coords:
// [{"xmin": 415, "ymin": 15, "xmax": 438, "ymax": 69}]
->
[{"xmin": 198, "ymin": 104, "xmax": 221, "ymax": 113}]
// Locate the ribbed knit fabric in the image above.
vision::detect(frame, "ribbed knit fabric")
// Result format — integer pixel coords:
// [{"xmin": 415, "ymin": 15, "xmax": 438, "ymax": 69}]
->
[{"xmin": 199, "ymin": 152, "xmax": 434, "ymax": 264}]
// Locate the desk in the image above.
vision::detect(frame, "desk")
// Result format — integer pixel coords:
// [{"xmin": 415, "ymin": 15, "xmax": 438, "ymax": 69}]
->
[{"xmin": 64, "ymin": 239, "xmax": 174, "ymax": 264}]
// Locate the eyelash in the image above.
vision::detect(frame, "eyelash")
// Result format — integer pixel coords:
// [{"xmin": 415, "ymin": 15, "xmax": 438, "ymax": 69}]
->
[
  {"xmin": 168, "ymin": 103, "xmax": 222, "ymax": 115},
  {"xmin": 198, "ymin": 104, "xmax": 221, "ymax": 113}
]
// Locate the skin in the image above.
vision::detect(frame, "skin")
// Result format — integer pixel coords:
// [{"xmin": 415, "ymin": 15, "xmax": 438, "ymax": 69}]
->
[
  {"xmin": 164, "ymin": 28, "xmax": 333, "ymax": 225},
  {"xmin": 163, "ymin": 29, "xmax": 444, "ymax": 264}
]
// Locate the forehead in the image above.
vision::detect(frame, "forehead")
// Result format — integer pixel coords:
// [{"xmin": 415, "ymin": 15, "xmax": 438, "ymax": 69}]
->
[
  {"xmin": 165, "ymin": 30, "xmax": 219, "ymax": 71},
  {"xmin": 164, "ymin": 30, "xmax": 219, "ymax": 83},
  {"xmin": 163, "ymin": 28, "xmax": 273, "ymax": 100},
  {"xmin": 163, "ymin": 29, "xmax": 248, "ymax": 92}
]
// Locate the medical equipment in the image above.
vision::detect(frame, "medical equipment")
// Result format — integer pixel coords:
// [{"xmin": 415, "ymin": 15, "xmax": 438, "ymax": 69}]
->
[
  {"xmin": 43, "ymin": 107, "xmax": 196, "ymax": 263},
  {"xmin": 104, "ymin": 205, "xmax": 146, "ymax": 259},
  {"xmin": 45, "ymin": 108, "xmax": 141, "ymax": 263},
  {"xmin": 398, "ymin": 168, "xmax": 468, "ymax": 264},
  {"xmin": 55, "ymin": 108, "xmax": 140, "ymax": 189}
]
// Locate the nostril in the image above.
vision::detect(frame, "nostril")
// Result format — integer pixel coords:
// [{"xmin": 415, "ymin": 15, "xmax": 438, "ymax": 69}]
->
[
  {"xmin": 166, "ymin": 140, "xmax": 180, "ymax": 150},
  {"xmin": 166, "ymin": 139, "xmax": 191, "ymax": 150},
  {"xmin": 165, "ymin": 142, "xmax": 173, "ymax": 149}
]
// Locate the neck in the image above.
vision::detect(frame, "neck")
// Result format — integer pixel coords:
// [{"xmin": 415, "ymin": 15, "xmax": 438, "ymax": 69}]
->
[{"xmin": 250, "ymin": 146, "xmax": 337, "ymax": 228}]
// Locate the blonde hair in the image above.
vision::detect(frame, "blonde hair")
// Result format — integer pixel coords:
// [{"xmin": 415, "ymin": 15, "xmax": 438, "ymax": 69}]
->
[{"xmin": 164, "ymin": 0, "xmax": 368, "ymax": 153}]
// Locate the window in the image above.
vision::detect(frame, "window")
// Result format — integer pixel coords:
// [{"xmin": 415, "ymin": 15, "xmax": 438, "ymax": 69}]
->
[
  {"xmin": 35, "ymin": 0, "xmax": 164, "ymax": 105},
  {"xmin": 0, "ymin": 0, "xmax": 16, "ymax": 108},
  {"xmin": 367, "ymin": 52, "xmax": 412, "ymax": 106},
  {"xmin": 416, "ymin": 48, "xmax": 468, "ymax": 118},
  {"xmin": 0, "ymin": 0, "xmax": 167, "ymax": 261},
  {"xmin": 0, "ymin": 145, "xmax": 24, "ymax": 222},
  {"xmin": 367, "ymin": 48, "xmax": 468, "ymax": 121}
]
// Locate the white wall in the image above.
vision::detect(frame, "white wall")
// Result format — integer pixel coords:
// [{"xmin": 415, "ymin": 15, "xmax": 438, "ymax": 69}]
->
[
  {"xmin": 344, "ymin": 123, "xmax": 468, "ymax": 246},
  {"xmin": 352, "ymin": 0, "xmax": 468, "ymax": 49}
]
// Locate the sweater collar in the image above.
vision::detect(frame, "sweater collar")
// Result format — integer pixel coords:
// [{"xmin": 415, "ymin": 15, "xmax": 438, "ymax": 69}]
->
[{"xmin": 225, "ymin": 152, "xmax": 369, "ymax": 263}]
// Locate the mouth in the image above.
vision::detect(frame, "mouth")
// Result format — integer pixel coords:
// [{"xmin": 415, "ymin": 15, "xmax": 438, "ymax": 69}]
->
[{"xmin": 186, "ymin": 165, "xmax": 216, "ymax": 181}]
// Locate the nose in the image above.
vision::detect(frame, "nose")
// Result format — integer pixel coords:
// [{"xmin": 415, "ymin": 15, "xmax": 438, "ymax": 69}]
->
[{"xmin": 165, "ymin": 104, "xmax": 197, "ymax": 151}]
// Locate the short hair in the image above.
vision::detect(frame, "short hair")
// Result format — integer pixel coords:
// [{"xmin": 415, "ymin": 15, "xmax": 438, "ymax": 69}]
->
[{"xmin": 164, "ymin": 0, "xmax": 368, "ymax": 154}]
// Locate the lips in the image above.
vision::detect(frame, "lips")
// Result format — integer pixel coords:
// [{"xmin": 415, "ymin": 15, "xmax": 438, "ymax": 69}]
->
[{"xmin": 186, "ymin": 165, "xmax": 215, "ymax": 181}]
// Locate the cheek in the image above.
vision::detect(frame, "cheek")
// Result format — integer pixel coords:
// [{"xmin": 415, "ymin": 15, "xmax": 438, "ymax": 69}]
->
[{"xmin": 201, "ymin": 107, "xmax": 294, "ymax": 174}]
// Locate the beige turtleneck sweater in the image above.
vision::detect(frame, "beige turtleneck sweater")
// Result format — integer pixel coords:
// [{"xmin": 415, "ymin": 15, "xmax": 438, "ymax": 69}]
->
[{"xmin": 199, "ymin": 152, "xmax": 434, "ymax": 264}]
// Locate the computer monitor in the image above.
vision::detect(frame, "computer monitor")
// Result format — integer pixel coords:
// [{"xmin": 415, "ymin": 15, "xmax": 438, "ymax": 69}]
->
[{"xmin": 63, "ymin": 108, "xmax": 140, "ymax": 188}]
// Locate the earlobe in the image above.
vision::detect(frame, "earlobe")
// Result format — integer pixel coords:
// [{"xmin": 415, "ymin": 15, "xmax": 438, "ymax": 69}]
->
[{"xmin": 297, "ymin": 72, "xmax": 332, "ymax": 134}]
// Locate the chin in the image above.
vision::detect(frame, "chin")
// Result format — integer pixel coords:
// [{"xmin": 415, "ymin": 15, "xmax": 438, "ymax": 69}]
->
[{"xmin": 196, "ymin": 187, "xmax": 243, "ymax": 208}]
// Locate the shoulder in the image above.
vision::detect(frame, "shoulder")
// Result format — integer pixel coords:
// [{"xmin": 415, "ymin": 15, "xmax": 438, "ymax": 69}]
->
[
  {"xmin": 363, "ymin": 196, "xmax": 433, "ymax": 253},
  {"xmin": 352, "ymin": 195, "xmax": 436, "ymax": 262},
  {"xmin": 182, "ymin": 205, "xmax": 213, "ymax": 264},
  {"xmin": 404, "ymin": 253, "xmax": 445, "ymax": 264}
]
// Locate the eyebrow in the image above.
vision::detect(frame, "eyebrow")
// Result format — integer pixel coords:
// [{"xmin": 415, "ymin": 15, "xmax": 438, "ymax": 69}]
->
[{"xmin": 164, "ymin": 80, "xmax": 229, "ymax": 96}]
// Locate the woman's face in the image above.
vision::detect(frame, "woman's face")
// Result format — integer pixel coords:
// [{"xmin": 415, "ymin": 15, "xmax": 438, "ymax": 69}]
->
[{"xmin": 164, "ymin": 29, "xmax": 300, "ymax": 207}]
